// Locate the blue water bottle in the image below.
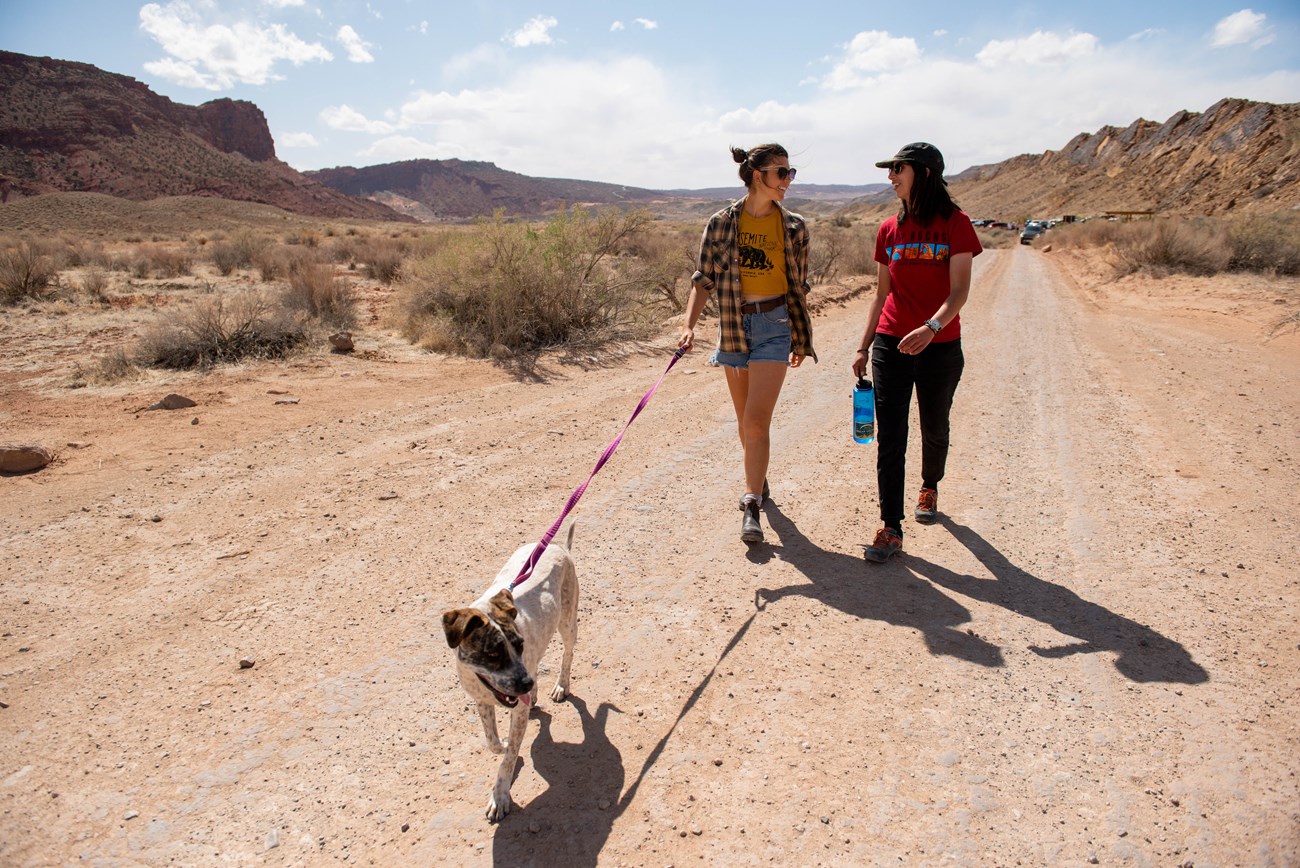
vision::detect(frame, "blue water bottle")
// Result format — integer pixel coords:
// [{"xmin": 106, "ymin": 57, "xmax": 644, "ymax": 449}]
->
[{"xmin": 853, "ymin": 376, "xmax": 875, "ymax": 444}]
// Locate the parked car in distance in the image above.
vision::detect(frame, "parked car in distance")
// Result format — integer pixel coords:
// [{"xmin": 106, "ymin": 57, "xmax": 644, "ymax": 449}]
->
[{"xmin": 1019, "ymin": 223, "xmax": 1043, "ymax": 244}]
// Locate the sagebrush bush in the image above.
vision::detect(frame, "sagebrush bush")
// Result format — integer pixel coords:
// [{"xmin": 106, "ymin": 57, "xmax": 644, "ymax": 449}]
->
[
  {"xmin": 80, "ymin": 268, "xmax": 110, "ymax": 302},
  {"xmin": 209, "ymin": 231, "xmax": 268, "ymax": 276},
  {"xmin": 1228, "ymin": 213, "xmax": 1300, "ymax": 276},
  {"xmin": 1050, "ymin": 214, "xmax": 1298, "ymax": 277},
  {"xmin": 282, "ymin": 263, "xmax": 356, "ymax": 329},
  {"xmin": 809, "ymin": 223, "xmax": 877, "ymax": 284},
  {"xmin": 136, "ymin": 291, "xmax": 307, "ymax": 369},
  {"xmin": 1, "ymin": 242, "xmax": 58, "ymax": 304},
  {"xmin": 393, "ymin": 208, "xmax": 673, "ymax": 358}
]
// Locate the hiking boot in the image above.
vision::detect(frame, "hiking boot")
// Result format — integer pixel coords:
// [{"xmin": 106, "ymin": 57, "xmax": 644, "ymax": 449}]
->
[
  {"xmin": 915, "ymin": 487, "xmax": 938, "ymax": 523},
  {"xmin": 740, "ymin": 496, "xmax": 764, "ymax": 543},
  {"xmin": 864, "ymin": 526, "xmax": 903, "ymax": 563}
]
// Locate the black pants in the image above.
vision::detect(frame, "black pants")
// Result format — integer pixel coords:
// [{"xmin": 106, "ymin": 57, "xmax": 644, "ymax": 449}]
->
[{"xmin": 870, "ymin": 333, "xmax": 964, "ymax": 528}]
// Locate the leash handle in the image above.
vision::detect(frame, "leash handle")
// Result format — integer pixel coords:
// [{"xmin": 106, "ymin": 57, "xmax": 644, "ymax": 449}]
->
[{"xmin": 509, "ymin": 347, "xmax": 686, "ymax": 590}]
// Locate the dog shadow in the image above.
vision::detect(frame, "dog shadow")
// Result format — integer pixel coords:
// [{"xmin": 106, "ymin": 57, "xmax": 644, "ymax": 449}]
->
[
  {"xmin": 911, "ymin": 518, "xmax": 1209, "ymax": 684},
  {"xmin": 489, "ymin": 695, "xmax": 624, "ymax": 866},
  {"xmin": 756, "ymin": 501, "xmax": 1005, "ymax": 666}
]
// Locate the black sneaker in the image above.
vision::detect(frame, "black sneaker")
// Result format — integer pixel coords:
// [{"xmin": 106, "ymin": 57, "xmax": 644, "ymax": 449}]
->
[
  {"xmin": 740, "ymin": 497, "xmax": 763, "ymax": 543},
  {"xmin": 915, "ymin": 487, "xmax": 938, "ymax": 523},
  {"xmin": 864, "ymin": 526, "xmax": 903, "ymax": 563}
]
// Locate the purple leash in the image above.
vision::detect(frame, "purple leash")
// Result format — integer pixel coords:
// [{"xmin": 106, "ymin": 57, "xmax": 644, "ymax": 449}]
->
[{"xmin": 508, "ymin": 347, "xmax": 686, "ymax": 590}]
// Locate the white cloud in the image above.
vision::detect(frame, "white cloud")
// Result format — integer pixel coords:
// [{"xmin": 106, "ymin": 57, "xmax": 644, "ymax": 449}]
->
[
  {"xmin": 933, "ymin": 29, "xmax": 948, "ymax": 38},
  {"xmin": 280, "ymin": 132, "xmax": 320, "ymax": 148},
  {"xmin": 442, "ymin": 43, "xmax": 509, "ymax": 79},
  {"xmin": 822, "ymin": 31, "xmax": 921, "ymax": 90},
  {"xmin": 610, "ymin": 21, "xmax": 625, "ymax": 32},
  {"xmin": 262, "ymin": 0, "xmax": 304, "ymax": 7},
  {"xmin": 320, "ymin": 104, "xmax": 395, "ymax": 134},
  {"xmin": 506, "ymin": 15, "xmax": 558, "ymax": 47},
  {"xmin": 976, "ymin": 30, "xmax": 1099, "ymax": 66},
  {"xmin": 1212, "ymin": 9, "xmax": 1274, "ymax": 48},
  {"xmin": 337, "ymin": 25, "xmax": 375, "ymax": 63},
  {"xmin": 359, "ymin": 135, "xmax": 436, "ymax": 162},
  {"xmin": 634, "ymin": 18, "xmax": 658, "ymax": 30},
  {"xmin": 139, "ymin": 1, "xmax": 331, "ymax": 90}
]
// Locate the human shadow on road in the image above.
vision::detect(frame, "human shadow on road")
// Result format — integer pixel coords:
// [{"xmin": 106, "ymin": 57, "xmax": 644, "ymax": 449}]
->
[
  {"xmin": 491, "ymin": 696, "xmax": 624, "ymax": 866},
  {"xmin": 909, "ymin": 518, "xmax": 1208, "ymax": 685},
  {"xmin": 757, "ymin": 502, "xmax": 1004, "ymax": 667}
]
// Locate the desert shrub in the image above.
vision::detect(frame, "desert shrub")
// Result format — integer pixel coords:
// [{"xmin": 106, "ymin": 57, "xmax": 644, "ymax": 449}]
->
[
  {"xmin": 135, "ymin": 291, "xmax": 308, "ymax": 369},
  {"xmin": 80, "ymin": 268, "xmax": 110, "ymax": 302},
  {"xmin": 146, "ymin": 246, "xmax": 194, "ymax": 278},
  {"xmin": 809, "ymin": 224, "xmax": 877, "ymax": 284},
  {"xmin": 356, "ymin": 238, "xmax": 405, "ymax": 285},
  {"xmin": 1228, "ymin": 213, "xmax": 1300, "ymax": 276},
  {"xmin": 73, "ymin": 348, "xmax": 139, "ymax": 385},
  {"xmin": 394, "ymin": 207, "xmax": 665, "ymax": 357},
  {"xmin": 611, "ymin": 223, "xmax": 695, "ymax": 311},
  {"xmin": 209, "ymin": 231, "xmax": 269, "ymax": 276},
  {"xmin": 1124, "ymin": 219, "xmax": 1231, "ymax": 276},
  {"xmin": 282, "ymin": 263, "xmax": 356, "ymax": 329},
  {"xmin": 1, "ymin": 242, "xmax": 59, "ymax": 304}
]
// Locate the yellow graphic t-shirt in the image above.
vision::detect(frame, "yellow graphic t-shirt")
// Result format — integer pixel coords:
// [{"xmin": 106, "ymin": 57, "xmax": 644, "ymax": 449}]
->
[{"xmin": 737, "ymin": 208, "xmax": 788, "ymax": 300}]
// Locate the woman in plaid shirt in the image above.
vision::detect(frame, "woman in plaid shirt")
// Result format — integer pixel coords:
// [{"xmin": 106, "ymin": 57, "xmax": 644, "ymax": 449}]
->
[{"xmin": 678, "ymin": 143, "xmax": 817, "ymax": 544}]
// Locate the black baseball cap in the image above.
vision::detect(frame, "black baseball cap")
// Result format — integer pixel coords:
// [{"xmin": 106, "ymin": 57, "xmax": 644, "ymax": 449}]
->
[{"xmin": 874, "ymin": 142, "xmax": 945, "ymax": 175}]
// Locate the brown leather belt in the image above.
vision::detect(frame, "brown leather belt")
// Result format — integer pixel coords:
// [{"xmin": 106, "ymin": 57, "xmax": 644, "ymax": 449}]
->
[{"xmin": 740, "ymin": 296, "xmax": 785, "ymax": 314}]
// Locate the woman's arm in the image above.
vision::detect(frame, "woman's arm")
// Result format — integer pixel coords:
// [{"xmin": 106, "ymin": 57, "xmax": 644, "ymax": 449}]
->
[
  {"xmin": 897, "ymin": 251, "xmax": 972, "ymax": 355},
  {"xmin": 678, "ymin": 279, "xmax": 711, "ymax": 352},
  {"xmin": 852, "ymin": 262, "xmax": 892, "ymax": 378}
]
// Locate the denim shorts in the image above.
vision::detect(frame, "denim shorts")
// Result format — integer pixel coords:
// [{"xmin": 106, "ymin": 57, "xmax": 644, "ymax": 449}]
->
[{"xmin": 709, "ymin": 303, "xmax": 792, "ymax": 368}]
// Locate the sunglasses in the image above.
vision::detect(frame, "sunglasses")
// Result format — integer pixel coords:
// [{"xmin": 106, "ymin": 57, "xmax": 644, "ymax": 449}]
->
[
  {"xmin": 760, "ymin": 165, "xmax": 797, "ymax": 181},
  {"xmin": 888, "ymin": 162, "xmax": 910, "ymax": 174}
]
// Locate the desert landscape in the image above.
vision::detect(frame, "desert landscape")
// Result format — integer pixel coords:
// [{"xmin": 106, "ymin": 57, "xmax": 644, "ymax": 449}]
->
[
  {"xmin": 2, "ymin": 45, "xmax": 1299, "ymax": 868},
  {"xmin": 1, "ymin": 206, "xmax": 1298, "ymax": 864}
]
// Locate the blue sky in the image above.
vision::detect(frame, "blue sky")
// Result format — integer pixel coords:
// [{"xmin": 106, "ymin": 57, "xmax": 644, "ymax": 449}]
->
[{"xmin": 6, "ymin": 1, "xmax": 1299, "ymax": 189}]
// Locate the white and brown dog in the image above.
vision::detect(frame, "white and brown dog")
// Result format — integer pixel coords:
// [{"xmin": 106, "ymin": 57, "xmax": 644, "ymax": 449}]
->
[{"xmin": 442, "ymin": 523, "xmax": 578, "ymax": 821}]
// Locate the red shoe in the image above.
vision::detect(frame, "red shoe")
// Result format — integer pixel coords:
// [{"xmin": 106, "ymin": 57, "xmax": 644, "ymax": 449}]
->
[
  {"xmin": 915, "ymin": 487, "xmax": 938, "ymax": 523},
  {"xmin": 864, "ymin": 526, "xmax": 902, "ymax": 563}
]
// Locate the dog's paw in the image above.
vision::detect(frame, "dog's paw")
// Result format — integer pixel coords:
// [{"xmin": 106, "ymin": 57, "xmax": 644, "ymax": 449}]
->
[
  {"xmin": 485, "ymin": 789, "xmax": 513, "ymax": 822},
  {"xmin": 549, "ymin": 684, "xmax": 568, "ymax": 703}
]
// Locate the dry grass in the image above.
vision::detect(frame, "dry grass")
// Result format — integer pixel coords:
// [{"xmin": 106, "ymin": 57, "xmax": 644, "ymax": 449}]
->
[
  {"xmin": 1049, "ymin": 214, "xmax": 1300, "ymax": 278},
  {"xmin": 391, "ymin": 208, "xmax": 678, "ymax": 360},
  {"xmin": 1, "ymin": 241, "xmax": 59, "ymax": 304}
]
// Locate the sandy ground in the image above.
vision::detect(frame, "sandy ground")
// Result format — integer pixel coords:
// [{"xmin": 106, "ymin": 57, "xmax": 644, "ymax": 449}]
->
[{"xmin": 1, "ymin": 245, "xmax": 1298, "ymax": 866}]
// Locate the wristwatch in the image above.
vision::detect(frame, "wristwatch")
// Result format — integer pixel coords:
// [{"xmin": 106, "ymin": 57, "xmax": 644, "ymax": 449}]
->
[{"xmin": 924, "ymin": 318, "xmax": 942, "ymax": 334}]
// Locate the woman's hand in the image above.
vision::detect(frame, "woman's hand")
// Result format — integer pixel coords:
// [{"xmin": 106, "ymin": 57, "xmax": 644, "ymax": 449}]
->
[
  {"xmin": 678, "ymin": 326, "xmax": 695, "ymax": 353},
  {"xmin": 852, "ymin": 348, "xmax": 869, "ymax": 378},
  {"xmin": 898, "ymin": 326, "xmax": 935, "ymax": 355},
  {"xmin": 789, "ymin": 353, "xmax": 806, "ymax": 368}
]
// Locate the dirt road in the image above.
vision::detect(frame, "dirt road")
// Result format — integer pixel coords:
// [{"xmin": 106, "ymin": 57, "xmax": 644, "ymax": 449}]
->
[{"xmin": 2, "ymin": 245, "xmax": 1297, "ymax": 866}]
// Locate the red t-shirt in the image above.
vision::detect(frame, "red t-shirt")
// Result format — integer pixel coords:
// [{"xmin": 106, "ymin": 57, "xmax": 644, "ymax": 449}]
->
[{"xmin": 873, "ymin": 210, "xmax": 982, "ymax": 342}]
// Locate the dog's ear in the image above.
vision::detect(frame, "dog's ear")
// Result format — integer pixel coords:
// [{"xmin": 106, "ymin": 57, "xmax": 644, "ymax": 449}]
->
[
  {"xmin": 488, "ymin": 589, "xmax": 517, "ymax": 622},
  {"xmin": 442, "ymin": 608, "xmax": 488, "ymax": 648}
]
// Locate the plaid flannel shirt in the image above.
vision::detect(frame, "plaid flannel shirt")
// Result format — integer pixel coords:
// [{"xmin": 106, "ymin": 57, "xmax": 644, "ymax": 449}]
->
[{"xmin": 691, "ymin": 198, "xmax": 817, "ymax": 362}]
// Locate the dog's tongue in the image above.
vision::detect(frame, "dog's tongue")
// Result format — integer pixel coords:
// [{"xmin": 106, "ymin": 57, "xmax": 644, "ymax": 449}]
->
[{"xmin": 519, "ymin": 692, "xmax": 533, "ymax": 708}]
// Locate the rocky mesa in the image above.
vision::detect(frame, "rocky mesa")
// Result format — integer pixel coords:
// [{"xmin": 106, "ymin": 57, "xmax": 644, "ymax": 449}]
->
[
  {"xmin": 949, "ymin": 98, "xmax": 1300, "ymax": 219},
  {"xmin": 0, "ymin": 50, "xmax": 408, "ymax": 222}
]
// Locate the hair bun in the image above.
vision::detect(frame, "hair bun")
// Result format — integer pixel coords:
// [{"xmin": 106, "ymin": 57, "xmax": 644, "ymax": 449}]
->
[{"xmin": 730, "ymin": 146, "xmax": 748, "ymax": 164}]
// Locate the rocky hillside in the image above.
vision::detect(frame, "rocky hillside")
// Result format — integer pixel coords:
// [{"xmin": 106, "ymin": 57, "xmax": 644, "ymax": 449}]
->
[
  {"xmin": 305, "ymin": 159, "xmax": 684, "ymax": 221},
  {"xmin": 0, "ymin": 51, "xmax": 406, "ymax": 222},
  {"xmin": 947, "ymin": 98, "xmax": 1300, "ymax": 219}
]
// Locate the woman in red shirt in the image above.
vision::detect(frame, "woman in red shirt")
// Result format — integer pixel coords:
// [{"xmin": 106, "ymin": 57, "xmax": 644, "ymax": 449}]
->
[{"xmin": 852, "ymin": 142, "xmax": 982, "ymax": 562}]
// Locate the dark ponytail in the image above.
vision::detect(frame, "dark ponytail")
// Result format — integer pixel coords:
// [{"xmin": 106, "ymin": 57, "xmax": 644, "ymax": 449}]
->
[
  {"xmin": 901, "ymin": 165, "xmax": 959, "ymax": 226},
  {"xmin": 731, "ymin": 143, "xmax": 788, "ymax": 188}
]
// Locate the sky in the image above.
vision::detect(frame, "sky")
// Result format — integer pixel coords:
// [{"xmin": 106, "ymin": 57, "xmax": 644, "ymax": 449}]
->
[{"xmin": 5, "ymin": 1, "xmax": 1299, "ymax": 190}]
